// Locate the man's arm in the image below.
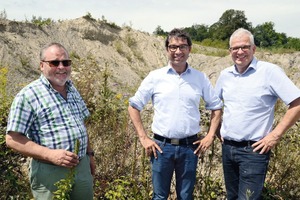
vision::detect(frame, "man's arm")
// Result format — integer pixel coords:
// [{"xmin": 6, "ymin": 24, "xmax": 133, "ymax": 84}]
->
[
  {"xmin": 128, "ymin": 105, "xmax": 162, "ymax": 158},
  {"xmin": 193, "ymin": 109, "xmax": 222, "ymax": 155},
  {"xmin": 253, "ymin": 97, "xmax": 300, "ymax": 154},
  {"xmin": 6, "ymin": 131, "xmax": 79, "ymax": 167}
]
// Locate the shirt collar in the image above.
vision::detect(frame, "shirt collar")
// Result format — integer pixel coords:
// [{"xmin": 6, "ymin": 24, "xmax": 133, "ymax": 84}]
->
[
  {"xmin": 40, "ymin": 74, "xmax": 73, "ymax": 92},
  {"xmin": 166, "ymin": 62, "xmax": 191, "ymax": 74},
  {"xmin": 228, "ymin": 57, "xmax": 258, "ymax": 75}
]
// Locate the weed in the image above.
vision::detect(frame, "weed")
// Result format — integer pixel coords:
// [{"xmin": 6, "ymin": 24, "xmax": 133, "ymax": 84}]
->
[{"xmin": 53, "ymin": 139, "xmax": 80, "ymax": 200}]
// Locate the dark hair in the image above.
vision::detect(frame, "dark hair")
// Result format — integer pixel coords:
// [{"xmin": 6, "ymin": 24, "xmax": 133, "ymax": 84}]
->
[
  {"xmin": 165, "ymin": 28, "xmax": 192, "ymax": 49},
  {"xmin": 40, "ymin": 42, "xmax": 69, "ymax": 60}
]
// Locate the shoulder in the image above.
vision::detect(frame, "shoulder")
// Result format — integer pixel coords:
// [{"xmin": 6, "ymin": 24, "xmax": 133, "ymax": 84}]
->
[
  {"xmin": 150, "ymin": 66, "xmax": 169, "ymax": 74},
  {"xmin": 144, "ymin": 66, "xmax": 169, "ymax": 82},
  {"xmin": 219, "ymin": 65, "xmax": 235, "ymax": 76},
  {"xmin": 256, "ymin": 60, "xmax": 284, "ymax": 73},
  {"xmin": 16, "ymin": 79, "xmax": 42, "ymax": 97},
  {"xmin": 188, "ymin": 66, "xmax": 207, "ymax": 77}
]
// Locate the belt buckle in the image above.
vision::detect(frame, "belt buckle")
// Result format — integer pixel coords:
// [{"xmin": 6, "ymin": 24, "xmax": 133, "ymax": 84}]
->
[{"xmin": 171, "ymin": 139, "xmax": 180, "ymax": 145}]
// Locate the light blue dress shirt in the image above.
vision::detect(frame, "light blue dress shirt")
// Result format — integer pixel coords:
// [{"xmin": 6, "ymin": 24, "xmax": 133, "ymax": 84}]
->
[
  {"xmin": 215, "ymin": 57, "xmax": 300, "ymax": 141},
  {"xmin": 129, "ymin": 63, "xmax": 223, "ymax": 139}
]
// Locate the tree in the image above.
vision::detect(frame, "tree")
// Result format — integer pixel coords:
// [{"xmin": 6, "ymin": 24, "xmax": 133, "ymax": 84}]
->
[
  {"xmin": 285, "ymin": 37, "xmax": 300, "ymax": 50},
  {"xmin": 153, "ymin": 25, "xmax": 167, "ymax": 36},
  {"xmin": 253, "ymin": 22, "xmax": 287, "ymax": 47},
  {"xmin": 184, "ymin": 24, "xmax": 209, "ymax": 42},
  {"xmin": 208, "ymin": 9, "xmax": 252, "ymax": 41}
]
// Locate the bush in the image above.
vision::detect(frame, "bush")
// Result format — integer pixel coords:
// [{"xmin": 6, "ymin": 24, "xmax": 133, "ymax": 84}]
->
[
  {"xmin": 2, "ymin": 57, "xmax": 300, "ymax": 199},
  {"xmin": 0, "ymin": 66, "xmax": 32, "ymax": 199}
]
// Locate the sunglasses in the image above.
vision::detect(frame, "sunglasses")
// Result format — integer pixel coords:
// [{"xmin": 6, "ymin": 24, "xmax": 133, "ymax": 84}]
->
[{"xmin": 42, "ymin": 60, "xmax": 72, "ymax": 67}]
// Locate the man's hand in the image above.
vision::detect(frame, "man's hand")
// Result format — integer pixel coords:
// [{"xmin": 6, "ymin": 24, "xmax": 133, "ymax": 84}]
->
[
  {"xmin": 193, "ymin": 135, "xmax": 214, "ymax": 156},
  {"xmin": 140, "ymin": 136, "xmax": 162, "ymax": 159},
  {"xmin": 47, "ymin": 149, "xmax": 79, "ymax": 167},
  {"xmin": 252, "ymin": 133, "xmax": 280, "ymax": 154}
]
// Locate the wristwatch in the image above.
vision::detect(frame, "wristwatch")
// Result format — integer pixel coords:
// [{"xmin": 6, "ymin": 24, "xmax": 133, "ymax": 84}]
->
[{"xmin": 86, "ymin": 151, "xmax": 95, "ymax": 156}]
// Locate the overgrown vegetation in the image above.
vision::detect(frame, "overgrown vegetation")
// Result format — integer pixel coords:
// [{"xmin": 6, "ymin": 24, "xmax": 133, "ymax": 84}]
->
[
  {"xmin": 53, "ymin": 139, "xmax": 80, "ymax": 200},
  {"xmin": 1, "ymin": 51, "xmax": 300, "ymax": 199},
  {"xmin": 1, "ymin": 10, "xmax": 300, "ymax": 199},
  {"xmin": 154, "ymin": 9, "xmax": 300, "ymax": 51},
  {"xmin": 0, "ymin": 65, "xmax": 32, "ymax": 199},
  {"xmin": 28, "ymin": 15, "xmax": 53, "ymax": 26}
]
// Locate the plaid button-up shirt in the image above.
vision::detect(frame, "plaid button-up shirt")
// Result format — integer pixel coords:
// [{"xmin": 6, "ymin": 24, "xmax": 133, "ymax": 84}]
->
[{"xmin": 7, "ymin": 75, "xmax": 90, "ymax": 158}]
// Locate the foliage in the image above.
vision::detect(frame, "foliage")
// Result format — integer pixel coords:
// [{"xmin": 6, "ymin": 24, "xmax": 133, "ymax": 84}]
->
[
  {"xmin": 30, "ymin": 15, "xmax": 53, "ymax": 26},
  {"xmin": 70, "ymin": 55, "xmax": 141, "ymax": 197},
  {"xmin": 53, "ymin": 139, "xmax": 80, "ymax": 200},
  {"xmin": 194, "ymin": 143, "xmax": 225, "ymax": 199},
  {"xmin": 209, "ymin": 9, "xmax": 252, "ymax": 41},
  {"xmin": 99, "ymin": 15, "xmax": 121, "ymax": 30},
  {"xmin": 0, "ymin": 9, "xmax": 7, "ymax": 20},
  {"xmin": 83, "ymin": 12, "xmax": 96, "ymax": 21},
  {"xmin": 153, "ymin": 25, "xmax": 168, "ymax": 36},
  {"xmin": 253, "ymin": 22, "xmax": 287, "ymax": 47},
  {"xmin": 1, "ymin": 15, "xmax": 300, "ymax": 199},
  {"xmin": 0, "ymin": 67, "xmax": 10, "ymax": 126},
  {"xmin": 284, "ymin": 37, "xmax": 300, "ymax": 50},
  {"xmin": 104, "ymin": 176, "xmax": 151, "ymax": 200},
  {"xmin": 154, "ymin": 9, "xmax": 300, "ymax": 51},
  {"xmin": 184, "ymin": 24, "xmax": 210, "ymax": 42},
  {"xmin": 0, "ymin": 66, "xmax": 32, "ymax": 199},
  {"xmin": 262, "ymin": 101, "xmax": 300, "ymax": 199},
  {"xmin": 199, "ymin": 38, "xmax": 228, "ymax": 49}
]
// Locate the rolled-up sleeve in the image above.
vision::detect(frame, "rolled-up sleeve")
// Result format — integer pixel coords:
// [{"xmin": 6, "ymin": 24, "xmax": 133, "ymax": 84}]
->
[
  {"xmin": 129, "ymin": 72, "xmax": 154, "ymax": 111},
  {"xmin": 202, "ymin": 75, "xmax": 223, "ymax": 110}
]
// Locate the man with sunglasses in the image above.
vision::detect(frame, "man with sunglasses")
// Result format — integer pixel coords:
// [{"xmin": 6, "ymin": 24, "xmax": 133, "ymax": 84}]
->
[
  {"xmin": 215, "ymin": 28, "xmax": 300, "ymax": 200},
  {"xmin": 128, "ymin": 28, "xmax": 222, "ymax": 199},
  {"xmin": 6, "ymin": 42, "xmax": 95, "ymax": 199}
]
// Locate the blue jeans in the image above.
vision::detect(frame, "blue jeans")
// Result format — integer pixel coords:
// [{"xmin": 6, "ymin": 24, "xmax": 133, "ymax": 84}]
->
[
  {"xmin": 151, "ymin": 139, "xmax": 198, "ymax": 200},
  {"xmin": 222, "ymin": 142, "xmax": 270, "ymax": 200}
]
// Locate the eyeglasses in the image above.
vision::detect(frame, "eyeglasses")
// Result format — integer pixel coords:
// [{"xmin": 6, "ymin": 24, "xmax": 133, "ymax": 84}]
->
[
  {"xmin": 229, "ymin": 45, "xmax": 251, "ymax": 53},
  {"xmin": 168, "ymin": 44, "xmax": 190, "ymax": 52},
  {"xmin": 42, "ymin": 60, "xmax": 72, "ymax": 67}
]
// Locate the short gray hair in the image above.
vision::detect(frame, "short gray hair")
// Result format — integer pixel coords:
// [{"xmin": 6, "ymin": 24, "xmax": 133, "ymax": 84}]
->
[
  {"xmin": 229, "ymin": 28, "xmax": 255, "ymax": 46},
  {"xmin": 40, "ymin": 42, "xmax": 69, "ymax": 60}
]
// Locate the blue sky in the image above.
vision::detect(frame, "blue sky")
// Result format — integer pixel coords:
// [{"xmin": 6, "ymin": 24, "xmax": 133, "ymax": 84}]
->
[{"xmin": 1, "ymin": 0, "xmax": 299, "ymax": 38}]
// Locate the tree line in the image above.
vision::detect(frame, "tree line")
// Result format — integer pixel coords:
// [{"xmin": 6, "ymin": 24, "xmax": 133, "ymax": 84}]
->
[{"xmin": 154, "ymin": 9, "xmax": 300, "ymax": 50}]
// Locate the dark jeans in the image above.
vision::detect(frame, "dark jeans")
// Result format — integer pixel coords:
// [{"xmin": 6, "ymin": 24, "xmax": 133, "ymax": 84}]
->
[
  {"xmin": 222, "ymin": 142, "xmax": 270, "ymax": 200},
  {"xmin": 151, "ymin": 139, "xmax": 198, "ymax": 200}
]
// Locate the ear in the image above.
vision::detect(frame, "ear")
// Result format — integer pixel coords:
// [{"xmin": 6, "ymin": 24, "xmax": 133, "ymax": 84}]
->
[
  {"xmin": 40, "ymin": 61, "xmax": 44, "ymax": 71},
  {"xmin": 252, "ymin": 45, "xmax": 257, "ymax": 53}
]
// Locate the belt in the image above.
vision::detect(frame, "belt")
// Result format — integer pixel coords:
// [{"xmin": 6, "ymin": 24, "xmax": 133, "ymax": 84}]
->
[
  {"xmin": 223, "ymin": 139, "xmax": 256, "ymax": 147},
  {"xmin": 154, "ymin": 134, "xmax": 198, "ymax": 145}
]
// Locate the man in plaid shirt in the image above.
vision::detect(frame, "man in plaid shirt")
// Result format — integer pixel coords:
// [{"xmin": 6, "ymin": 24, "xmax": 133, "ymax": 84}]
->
[{"xmin": 6, "ymin": 42, "xmax": 95, "ymax": 200}]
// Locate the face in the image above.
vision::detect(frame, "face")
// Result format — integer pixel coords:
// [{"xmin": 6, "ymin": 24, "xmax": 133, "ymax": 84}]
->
[
  {"xmin": 229, "ymin": 34, "xmax": 256, "ymax": 72},
  {"xmin": 167, "ymin": 37, "xmax": 191, "ymax": 67},
  {"xmin": 40, "ymin": 45, "xmax": 71, "ymax": 90}
]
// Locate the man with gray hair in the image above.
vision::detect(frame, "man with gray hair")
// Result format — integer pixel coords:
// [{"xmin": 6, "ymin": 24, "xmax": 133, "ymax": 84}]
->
[
  {"xmin": 215, "ymin": 28, "xmax": 300, "ymax": 199},
  {"xmin": 6, "ymin": 42, "xmax": 95, "ymax": 199}
]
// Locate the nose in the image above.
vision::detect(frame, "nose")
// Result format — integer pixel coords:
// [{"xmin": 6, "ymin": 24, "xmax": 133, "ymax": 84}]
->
[
  {"xmin": 175, "ymin": 47, "xmax": 182, "ymax": 53},
  {"xmin": 57, "ymin": 62, "xmax": 65, "ymax": 68}
]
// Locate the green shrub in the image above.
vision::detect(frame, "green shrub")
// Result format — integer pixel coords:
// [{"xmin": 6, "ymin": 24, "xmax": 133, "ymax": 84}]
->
[
  {"xmin": 0, "ymin": 66, "xmax": 32, "ymax": 199},
  {"xmin": 2, "ymin": 54, "xmax": 300, "ymax": 199}
]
